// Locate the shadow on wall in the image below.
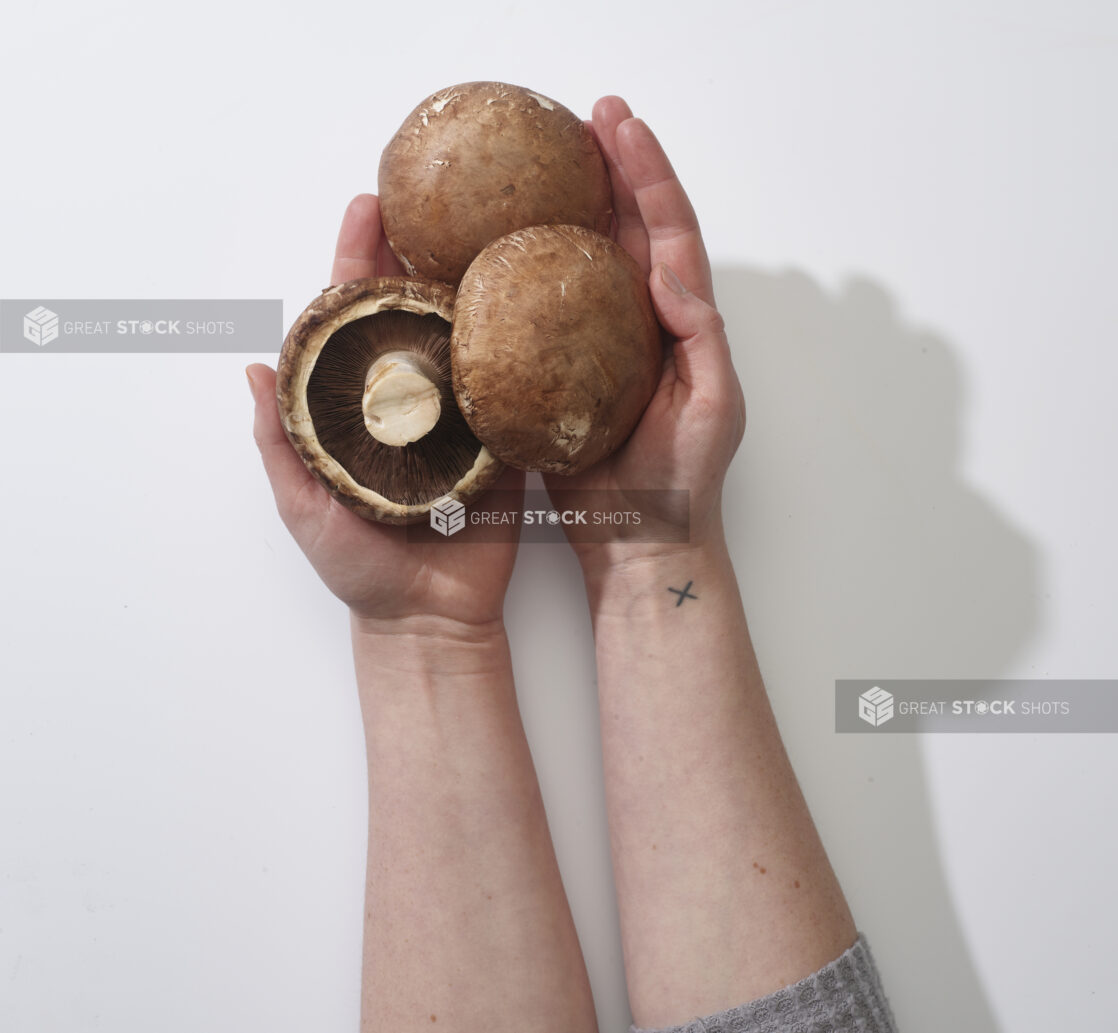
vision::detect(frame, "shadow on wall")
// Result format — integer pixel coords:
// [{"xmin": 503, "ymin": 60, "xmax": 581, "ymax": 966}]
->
[{"xmin": 716, "ymin": 266, "xmax": 1042, "ymax": 1033}]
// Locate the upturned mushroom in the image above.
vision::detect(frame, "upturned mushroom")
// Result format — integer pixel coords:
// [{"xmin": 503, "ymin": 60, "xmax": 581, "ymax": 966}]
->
[
  {"xmin": 451, "ymin": 224, "xmax": 663, "ymax": 475},
  {"xmin": 378, "ymin": 81, "xmax": 612, "ymax": 284},
  {"xmin": 276, "ymin": 277, "xmax": 503, "ymax": 524}
]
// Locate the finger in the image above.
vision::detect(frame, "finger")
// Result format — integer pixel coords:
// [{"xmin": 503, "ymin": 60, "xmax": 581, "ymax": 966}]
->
[
  {"xmin": 246, "ymin": 363, "xmax": 327, "ymax": 518},
  {"xmin": 377, "ymin": 233, "xmax": 408, "ymax": 278},
  {"xmin": 649, "ymin": 264, "xmax": 735, "ymax": 395},
  {"xmin": 331, "ymin": 194, "xmax": 394, "ymax": 285},
  {"xmin": 615, "ymin": 118, "xmax": 715, "ymax": 307},
  {"xmin": 591, "ymin": 96, "xmax": 650, "ymax": 272}
]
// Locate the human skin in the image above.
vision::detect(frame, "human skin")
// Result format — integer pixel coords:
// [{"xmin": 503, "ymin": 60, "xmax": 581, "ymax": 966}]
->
[
  {"xmin": 543, "ymin": 98, "xmax": 858, "ymax": 1028},
  {"xmin": 247, "ymin": 194, "xmax": 597, "ymax": 1033},
  {"xmin": 249, "ymin": 96, "xmax": 859, "ymax": 1033}
]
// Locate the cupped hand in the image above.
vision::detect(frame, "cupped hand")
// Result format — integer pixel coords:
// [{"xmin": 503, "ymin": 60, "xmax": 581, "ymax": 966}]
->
[
  {"xmin": 544, "ymin": 97, "xmax": 746, "ymax": 565},
  {"xmin": 249, "ymin": 194, "xmax": 524, "ymax": 630}
]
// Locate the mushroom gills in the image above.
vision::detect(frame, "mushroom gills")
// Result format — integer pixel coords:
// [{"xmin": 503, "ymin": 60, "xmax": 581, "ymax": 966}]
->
[{"xmin": 305, "ymin": 310, "xmax": 485, "ymax": 505}]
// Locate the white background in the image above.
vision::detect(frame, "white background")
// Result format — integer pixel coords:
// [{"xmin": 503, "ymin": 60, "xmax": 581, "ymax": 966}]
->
[{"xmin": 2, "ymin": 2, "xmax": 1116, "ymax": 1031}]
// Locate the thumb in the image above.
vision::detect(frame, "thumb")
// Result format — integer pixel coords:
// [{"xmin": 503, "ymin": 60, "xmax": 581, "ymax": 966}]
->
[{"xmin": 649, "ymin": 263, "xmax": 734, "ymax": 390}]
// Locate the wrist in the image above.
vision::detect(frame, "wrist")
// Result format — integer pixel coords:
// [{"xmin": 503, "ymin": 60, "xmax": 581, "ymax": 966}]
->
[
  {"xmin": 351, "ymin": 611, "xmax": 512, "ymax": 694},
  {"xmin": 573, "ymin": 498, "xmax": 726, "ymax": 577},
  {"xmin": 350, "ymin": 613, "xmax": 520, "ymax": 770},
  {"xmin": 350, "ymin": 609, "xmax": 507, "ymax": 645},
  {"xmin": 578, "ymin": 533, "xmax": 736, "ymax": 620}
]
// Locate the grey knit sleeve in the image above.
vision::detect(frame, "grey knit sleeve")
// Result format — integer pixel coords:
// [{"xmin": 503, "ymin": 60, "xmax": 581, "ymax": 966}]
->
[{"xmin": 629, "ymin": 934, "xmax": 897, "ymax": 1033}]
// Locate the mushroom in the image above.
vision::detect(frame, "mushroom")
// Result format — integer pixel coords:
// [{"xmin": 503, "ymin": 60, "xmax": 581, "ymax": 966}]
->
[
  {"xmin": 378, "ymin": 81, "xmax": 612, "ymax": 284},
  {"xmin": 276, "ymin": 277, "xmax": 503, "ymax": 524},
  {"xmin": 450, "ymin": 224, "xmax": 663, "ymax": 475}
]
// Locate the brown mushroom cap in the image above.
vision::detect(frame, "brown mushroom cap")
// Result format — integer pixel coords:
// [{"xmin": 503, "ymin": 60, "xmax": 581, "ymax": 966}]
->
[
  {"xmin": 277, "ymin": 277, "xmax": 503, "ymax": 524},
  {"xmin": 378, "ymin": 82, "xmax": 612, "ymax": 284},
  {"xmin": 451, "ymin": 225, "xmax": 663, "ymax": 475}
]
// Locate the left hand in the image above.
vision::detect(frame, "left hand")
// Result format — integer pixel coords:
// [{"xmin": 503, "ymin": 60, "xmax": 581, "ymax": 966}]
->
[{"xmin": 543, "ymin": 98, "xmax": 747, "ymax": 571}]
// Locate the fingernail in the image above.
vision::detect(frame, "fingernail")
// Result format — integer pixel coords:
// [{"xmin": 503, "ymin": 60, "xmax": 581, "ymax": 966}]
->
[
  {"xmin": 245, "ymin": 367, "xmax": 256, "ymax": 400},
  {"xmin": 660, "ymin": 264, "xmax": 688, "ymax": 296}
]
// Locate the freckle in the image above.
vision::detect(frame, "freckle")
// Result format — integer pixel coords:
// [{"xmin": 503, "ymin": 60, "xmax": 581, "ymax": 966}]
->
[
  {"xmin": 752, "ymin": 861, "xmax": 758, "ymax": 868},
  {"xmin": 794, "ymin": 880, "xmax": 800, "ymax": 888},
  {"xmin": 652, "ymin": 843, "xmax": 657, "ymax": 851},
  {"xmin": 430, "ymin": 1015, "xmax": 437, "ymax": 1023},
  {"xmin": 759, "ymin": 867, "xmax": 766, "ymax": 874},
  {"xmin": 486, "ymin": 894, "xmax": 492, "ymax": 900}
]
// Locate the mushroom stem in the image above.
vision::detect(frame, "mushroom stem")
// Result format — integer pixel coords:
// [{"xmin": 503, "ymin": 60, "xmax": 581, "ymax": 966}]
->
[{"xmin": 362, "ymin": 350, "xmax": 442, "ymax": 447}]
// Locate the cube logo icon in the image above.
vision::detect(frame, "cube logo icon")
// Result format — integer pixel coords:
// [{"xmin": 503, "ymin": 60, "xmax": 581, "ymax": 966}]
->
[
  {"xmin": 24, "ymin": 306, "xmax": 59, "ymax": 347},
  {"xmin": 430, "ymin": 497, "xmax": 466, "ymax": 536},
  {"xmin": 859, "ymin": 686, "xmax": 894, "ymax": 727}
]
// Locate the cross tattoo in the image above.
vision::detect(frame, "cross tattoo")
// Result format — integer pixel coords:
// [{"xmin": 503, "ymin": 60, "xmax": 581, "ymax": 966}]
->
[{"xmin": 667, "ymin": 581, "xmax": 698, "ymax": 607}]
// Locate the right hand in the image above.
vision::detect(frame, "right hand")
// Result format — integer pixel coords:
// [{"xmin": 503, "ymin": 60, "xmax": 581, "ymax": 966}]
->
[{"xmin": 249, "ymin": 194, "xmax": 525, "ymax": 632}]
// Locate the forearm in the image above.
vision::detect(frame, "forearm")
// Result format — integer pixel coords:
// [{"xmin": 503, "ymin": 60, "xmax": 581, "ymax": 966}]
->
[
  {"xmin": 582, "ymin": 540, "xmax": 856, "ymax": 1029},
  {"xmin": 352, "ymin": 616, "xmax": 596, "ymax": 1033}
]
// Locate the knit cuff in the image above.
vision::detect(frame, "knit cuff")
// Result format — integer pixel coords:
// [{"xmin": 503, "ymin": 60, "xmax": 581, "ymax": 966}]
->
[{"xmin": 629, "ymin": 933, "xmax": 897, "ymax": 1033}]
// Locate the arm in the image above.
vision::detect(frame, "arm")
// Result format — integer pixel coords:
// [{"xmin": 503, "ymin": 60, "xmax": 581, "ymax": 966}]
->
[
  {"xmin": 549, "ymin": 101, "xmax": 860, "ymax": 1029},
  {"xmin": 249, "ymin": 195, "xmax": 597, "ymax": 1033},
  {"xmin": 351, "ymin": 617, "xmax": 595, "ymax": 1033},
  {"xmin": 585, "ymin": 544, "xmax": 856, "ymax": 1026}
]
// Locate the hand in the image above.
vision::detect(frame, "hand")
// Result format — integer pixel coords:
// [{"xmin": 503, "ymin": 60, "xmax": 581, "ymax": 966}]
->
[
  {"xmin": 544, "ymin": 97, "xmax": 746, "ymax": 570},
  {"xmin": 249, "ymin": 194, "xmax": 525, "ymax": 631}
]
